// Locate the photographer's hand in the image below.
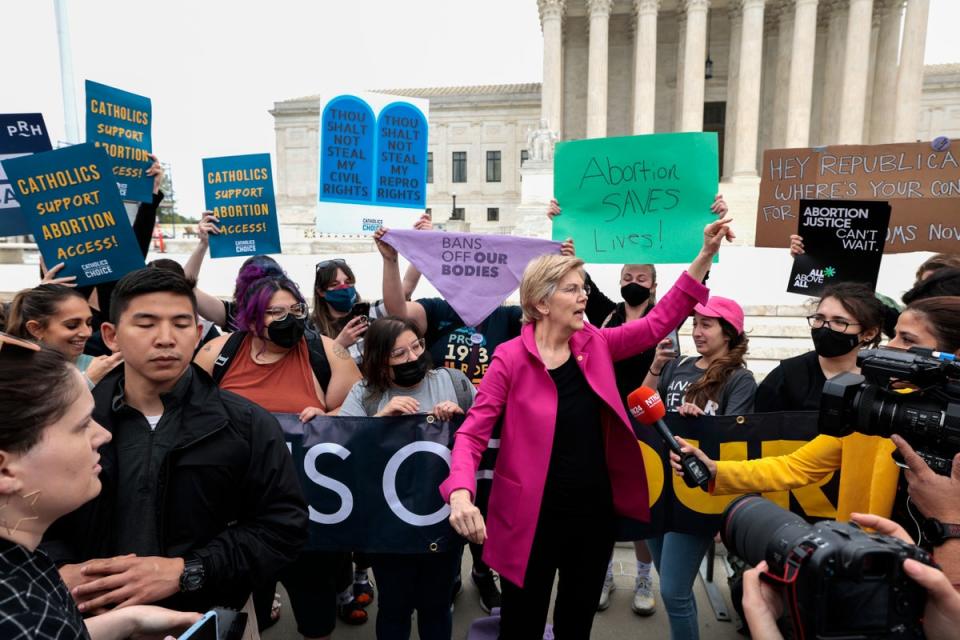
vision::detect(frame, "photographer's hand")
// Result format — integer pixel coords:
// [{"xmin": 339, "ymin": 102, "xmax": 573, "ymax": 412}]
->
[
  {"xmin": 742, "ymin": 561, "xmax": 785, "ymax": 640},
  {"xmin": 902, "ymin": 559, "xmax": 960, "ymax": 640},
  {"xmin": 850, "ymin": 512, "xmax": 914, "ymax": 543},
  {"xmin": 892, "ymin": 434, "xmax": 960, "ymax": 523}
]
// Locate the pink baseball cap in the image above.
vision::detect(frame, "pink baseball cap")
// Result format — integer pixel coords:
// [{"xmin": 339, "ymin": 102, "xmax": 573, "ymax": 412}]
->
[{"xmin": 693, "ymin": 296, "xmax": 744, "ymax": 334}]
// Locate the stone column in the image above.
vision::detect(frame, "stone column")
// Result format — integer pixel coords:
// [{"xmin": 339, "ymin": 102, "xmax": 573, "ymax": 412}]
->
[
  {"xmin": 836, "ymin": 0, "xmax": 874, "ymax": 144},
  {"xmin": 784, "ymin": 0, "xmax": 819, "ymax": 147},
  {"xmin": 633, "ymin": 0, "xmax": 660, "ymax": 134},
  {"xmin": 538, "ymin": 0, "xmax": 565, "ymax": 138},
  {"xmin": 722, "ymin": 5, "xmax": 743, "ymax": 180},
  {"xmin": 732, "ymin": 0, "xmax": 766, "ymax": 181},
  {"xmin": 586, "ymin": 0, "xmax": 613, "ymax": 138},
  {"xmin": 820, "ymin": 0, "xmax": 848, "ymax": 144},
  {"xmin": 892, "ymin": 0, "xmax": 930, "ymax": 142},
  {"xmin": 673, "ymin": 9, "xmax": 687, "ymax": 131},
  {"xmin": 869, "ymin": 1, "xmax": 903, "ymax": 143},
  {"xmin": 771, "ymin": 2, "xmax": 795, "ymax": 148},
  {"xmin": 679, "ymin": 0, "xmax": 710, "ymax": 132}
]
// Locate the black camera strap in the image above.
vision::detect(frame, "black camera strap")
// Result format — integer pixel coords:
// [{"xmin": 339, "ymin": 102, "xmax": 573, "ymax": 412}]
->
[{"xmin": 761, "ymin": 545, "xmax": 815, "ymax": 640}]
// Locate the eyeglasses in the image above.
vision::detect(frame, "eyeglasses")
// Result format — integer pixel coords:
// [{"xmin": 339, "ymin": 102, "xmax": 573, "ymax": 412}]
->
[
  {"xmin": 806, "ymin": 315, "xmax": 860, "ymax": 332},
  {"xmin": 316, "ymin": 258, "xmax": 347, "ymax": 272},
  {"xmin": 390, "ymin": 338, "xmax": 426, "ymax": 360},
  {"xmin": 0, "ymin": 332, "xmax": 41, "ymax": 355},
  {"xmin": 557, "ymin": 283, "xmax": 591, "ymax": 297},
  {"xmin": 265, "ymin": 303, "xmax": 309, "ymax": 322}
]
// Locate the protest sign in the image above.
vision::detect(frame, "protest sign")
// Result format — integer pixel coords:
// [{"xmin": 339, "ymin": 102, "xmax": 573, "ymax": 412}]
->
[
  {"xmin": 317, "ymin": 91, "xmax": 428, "ymax": 235},
  {"xmin": 787, "ymin": 199, "xmax": 891, "ymax": 295},
  {"xmin": 0, "ymin": 114, "xmax": 52, "ymax": 236},
  {"xmin": 381, "ymin": 229, "xmax": 560, "ymax": 326},
  {"xmin": 203, "ymin": 153, "xmax": 281, "ymax": 258},
  {"xmin": 552, "ymin": 132, "xmax": 719, "ymax": 264},
  {"xmin": 85, "ymin": 80, "xmax": 153, "ymax": 202},
  {"xmin": 755, "ymin": 141, "xmax": 960, "ymax": 252},
  {"xmin": 1, "ymin": 143, "xmax": 145, "ymax": 285},
  {"xmin": 281, "ymin": 411, "xmax": 835, "ymax": 552}
]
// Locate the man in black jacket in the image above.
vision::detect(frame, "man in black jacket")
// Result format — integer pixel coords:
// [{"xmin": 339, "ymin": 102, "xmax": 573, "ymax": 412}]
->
[{"xmin": 42, "ymin": 267, "xmax": 307, "ymax": 614}]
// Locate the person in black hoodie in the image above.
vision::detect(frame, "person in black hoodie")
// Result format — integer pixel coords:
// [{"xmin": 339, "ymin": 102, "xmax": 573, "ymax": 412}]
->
[{"xmin": 42, "ymin": 267, "xmax": 307, "ymax": 615}]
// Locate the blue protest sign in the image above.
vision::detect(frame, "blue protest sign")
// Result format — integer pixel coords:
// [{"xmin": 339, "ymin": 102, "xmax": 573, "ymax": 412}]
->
[
  {"xmin": 203, "ymin": 153, "xmax": 281, "ymax": 258},
  {"xmin": 1, "ymin": 143, "xmax": 146, "ymax": 285},
  {"xmin": 319, "ymin": 95, "xmax": 375, "ymax": 205},
  {"xmin": 85, "ymin": 80, "xmax": 153, "ymax": 202},
  {"xmin": 375, "ymin": 102, "xmax": 428, "ymax": 208},
  {"xmin": 0, "ymin": 114, "xmax": 53, "ymax": 236}
]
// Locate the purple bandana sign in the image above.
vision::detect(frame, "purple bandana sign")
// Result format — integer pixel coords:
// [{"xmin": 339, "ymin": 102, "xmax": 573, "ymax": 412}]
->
[{"xmin": 382, "ymin": 229, "xmax": 561, "ymax": 327}]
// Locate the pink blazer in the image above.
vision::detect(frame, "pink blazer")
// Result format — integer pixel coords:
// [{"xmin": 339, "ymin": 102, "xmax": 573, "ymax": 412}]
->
[{"xmin": 440, "ymin": 272, "xmax": 709, "ymax": 587}]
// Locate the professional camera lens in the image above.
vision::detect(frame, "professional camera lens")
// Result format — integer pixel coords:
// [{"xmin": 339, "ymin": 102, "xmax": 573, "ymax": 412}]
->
[{"xmin": 720, "ymin": 495, "xmax": 811, "ymax": 570}]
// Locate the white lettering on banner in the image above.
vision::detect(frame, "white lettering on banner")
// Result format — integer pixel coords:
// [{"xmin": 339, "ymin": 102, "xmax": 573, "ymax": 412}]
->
[
  {"xmin": 304, "ymin": 443, "xmax": 354, "ymax": 524},
  {"xmin": 382, "ymin": 442, "xmax": 451, "ymax": 526}
]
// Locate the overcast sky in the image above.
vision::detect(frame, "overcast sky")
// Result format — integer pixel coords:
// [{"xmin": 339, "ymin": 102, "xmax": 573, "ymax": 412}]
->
[{"xmin": 4, "ymin": 0, "xmax": 957, "ymax": 216}]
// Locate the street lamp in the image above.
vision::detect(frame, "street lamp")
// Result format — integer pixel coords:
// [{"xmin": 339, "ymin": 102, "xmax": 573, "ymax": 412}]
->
[{"xmin": 451, "ymin": 193, "xmax": 457, "ymax": 220}]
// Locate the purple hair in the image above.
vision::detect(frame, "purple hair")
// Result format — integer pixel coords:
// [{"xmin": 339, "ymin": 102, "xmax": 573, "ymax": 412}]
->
[
  {"xmin": 235, "ymin": 275, "xmax": 306, "ymax": 338},
  {"xmin": 232, "ymin": 255, "xmax": 285, "ymax": 307}
]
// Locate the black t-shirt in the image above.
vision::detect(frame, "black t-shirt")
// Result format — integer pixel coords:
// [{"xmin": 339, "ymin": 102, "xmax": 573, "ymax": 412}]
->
[
  {"xmin": 541, "ymin": 354, "xmax": 612, "ymax": 514},
  {"xmin": 419, "ymin": 298, "xmax": 522, "ymax": 386},
  {"xmin": 755, "ymin": 350, "xmax": 826, "ymax": 412}
]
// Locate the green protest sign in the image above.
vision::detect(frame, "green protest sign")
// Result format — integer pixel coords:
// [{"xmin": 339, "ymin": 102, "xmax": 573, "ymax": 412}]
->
[{"xmin": 552, "ymin": 132, "xmax": 719, "ymax": 263}]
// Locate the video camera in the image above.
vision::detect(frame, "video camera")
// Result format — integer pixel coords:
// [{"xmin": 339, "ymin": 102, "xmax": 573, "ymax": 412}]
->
[
  {"xmin": 819, "ymin": 347, "xmax": 960, "ymax": 475},
  {"xmin": 722, "ymin": 495, "xmax": 934, "ymax": 639}
]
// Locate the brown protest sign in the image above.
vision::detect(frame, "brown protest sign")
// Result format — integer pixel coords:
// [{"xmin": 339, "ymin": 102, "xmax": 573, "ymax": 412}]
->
[{"xmin": 755, "ymin": 141, "xmax": 960, "ymax": 252}]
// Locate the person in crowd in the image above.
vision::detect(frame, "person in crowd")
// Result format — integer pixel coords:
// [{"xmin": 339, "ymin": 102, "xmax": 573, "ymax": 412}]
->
[
  {"xmin": 194, "ymin": 273, "xmax": 363, "ymax": 635},
  {"xmin": 6, "ymin": 284, "xmax": 123, "ymax": 388},
  {"xmin": 637, "ymin": 295, "xmax": 755, "ymax": 640},
  {"xmin": 442, "ymin": 215, "xmax": 732, "ymax": 638},
  {"xmin": 339, "ymin": 316, "xmax": 475, "ymax": 640},
  {"xmin": 914, "ymin": 253, "xmax": 960, "ymax": 283},
  {"xmin": 41, "ymin": 268, "xmax": 308, "ymax": 618},
  {"xmin": 902, "ymin": 267, "xmax": 960, "ymax": 305},
  {"xmin": 742, "ymin": 513, "xmax": 960, "ymax": 640},
  {"xmin": 755, "ymin": 282, "xmax": 884, "ymax": 412},
  {"xmin": 0, "ymin": 334, "xmax": 202, "ymax": 640},
  {"xmin": 672, "ymin": 296, "xmax": 960, "ymax": 584}
]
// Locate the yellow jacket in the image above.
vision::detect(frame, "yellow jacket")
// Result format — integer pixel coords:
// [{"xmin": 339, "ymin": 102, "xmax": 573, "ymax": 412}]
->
[{"xmin": 712, "ymin": 433, "xmax": 900, "ymax": 521}]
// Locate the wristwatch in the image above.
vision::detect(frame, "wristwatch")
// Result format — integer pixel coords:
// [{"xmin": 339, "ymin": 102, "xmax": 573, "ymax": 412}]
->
[
  {"xmin": 179, "ymin": 557, "xmax": 206, "ymax": 593},
  {"xmin": 921, "ymin": 518, "xmax": 960, "ymax": 546}
]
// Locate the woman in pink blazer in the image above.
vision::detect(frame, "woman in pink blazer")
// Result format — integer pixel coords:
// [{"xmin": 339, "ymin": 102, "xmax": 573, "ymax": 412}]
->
[{"xmin": 441, "ymin": 216, "xmax": 733, "ymax": 638}]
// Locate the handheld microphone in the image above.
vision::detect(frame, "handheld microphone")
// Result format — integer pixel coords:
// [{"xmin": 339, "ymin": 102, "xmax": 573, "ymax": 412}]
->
[{"xmin": 627, "ymin": 386, "xmax": 711, "ymax": 490}]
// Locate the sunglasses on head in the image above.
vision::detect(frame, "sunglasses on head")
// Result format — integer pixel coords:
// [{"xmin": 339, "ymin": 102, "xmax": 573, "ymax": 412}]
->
[
  {"xmin": 0, "ymin": 332, "xmax": 41, "ymax": 355},
  {"xmin": 316, "ymin": 258, "xmax": 347, "ymax": 272}
]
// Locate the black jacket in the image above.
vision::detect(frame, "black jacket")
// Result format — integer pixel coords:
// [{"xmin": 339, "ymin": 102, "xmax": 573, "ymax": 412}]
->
[{"xmin": 42, "ymin": 364, "xmax": 308, "ymax": 611}]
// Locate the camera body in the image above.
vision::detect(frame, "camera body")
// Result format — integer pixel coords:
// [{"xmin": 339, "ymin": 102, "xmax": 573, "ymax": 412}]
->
[
  {"xmin": 819, "ymin": 347, "xmax": 960, "ymax": 475},
  {"xmin": 723, "ymin": 496, "xmax": 934, "ymax": 639}
]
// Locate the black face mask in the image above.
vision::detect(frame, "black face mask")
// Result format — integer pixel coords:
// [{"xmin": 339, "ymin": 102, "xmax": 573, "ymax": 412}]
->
[
  {"xmin": 811, "ymin": 326, "xmax": 861, "ymax": 358},
  {"xmin": 621, "ymin": 282, "xmax": 652, "ymax": 307},
  {"xmin": 267, "ymin": 315, "xmax": 306, "ymax": 349},
  {"xmin": 392, "ymin": 353, "xmax": 430, "ymax": 387}
]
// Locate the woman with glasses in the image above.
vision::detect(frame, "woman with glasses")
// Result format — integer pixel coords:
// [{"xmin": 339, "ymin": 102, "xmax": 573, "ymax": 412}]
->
[
  {"xmin": 442, "ymin": 215, "xmax": 733, "ymax": 639},
  {"xmin": 195, "ymin": 274, "xmax": 363, "ymax": 638},
  {"xmin": 339, "ymin": 316, "xmax": 475, "ymax": 640},
  {"xmin": 755, "ymin": 282, "xmax": 884, "ymax": 412}
]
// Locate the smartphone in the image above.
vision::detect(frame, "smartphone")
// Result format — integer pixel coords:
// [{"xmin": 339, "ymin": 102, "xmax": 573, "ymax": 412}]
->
[{"xmin": 178, "ymin": 611, "xmax": 218, "ymax": 640}]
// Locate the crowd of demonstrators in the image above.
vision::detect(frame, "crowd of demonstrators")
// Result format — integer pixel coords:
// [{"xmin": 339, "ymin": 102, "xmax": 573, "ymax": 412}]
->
[
  {"xmin": 339, "ymin": 316, "xmax": 475, "ymax": 639},
  {"xmin": 755, "ymin": 282, "xmax": 885, "ymax": 412},
  {"xmin": 443, "ymin": 214, "xmax": 733, "ymax": 638}
]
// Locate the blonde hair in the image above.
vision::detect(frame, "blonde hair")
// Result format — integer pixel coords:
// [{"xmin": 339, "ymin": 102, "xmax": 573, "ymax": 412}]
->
[
  {"xmin": 519, "ymin": 255, "xmax": 585, "ymax": 324},
  {"xmin": 622, "ymin": 263, "xmax": 658, "ymax": 303}
]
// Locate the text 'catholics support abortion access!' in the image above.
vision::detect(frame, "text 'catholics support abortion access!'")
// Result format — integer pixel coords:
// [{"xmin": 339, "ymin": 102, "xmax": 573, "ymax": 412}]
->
[
  {"xmin": 85, "ymin": 80, "xmax": 153, "ymax": 203},
  {"xmin": 552, "ymin": 132, "xmax": 719, "ymax": 264},
  {"xmin": 0, "ymin": 143, "xmax": 145, "ymax": 286},
  {"xmin": 203, "ymin": 153, "xmax": 281, "ymax": 258},
  {"xmin": 755, "ymin": 140, "xmax": 960, "ymax": 252}
]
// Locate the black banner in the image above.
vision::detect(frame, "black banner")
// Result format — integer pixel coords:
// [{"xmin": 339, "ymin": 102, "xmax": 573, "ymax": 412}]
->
[
  {"xmin": 280, "ymin": 411, "xmax": 838, "ymax": 553},
  {"xmin": 787, "ymin": 198, "xmax": 891, "ymax": 295}
]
